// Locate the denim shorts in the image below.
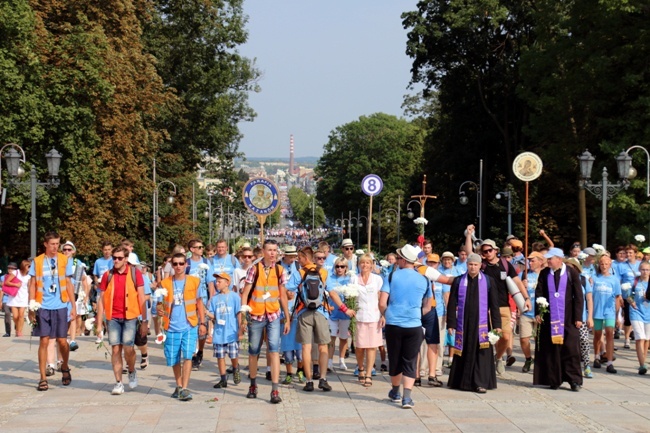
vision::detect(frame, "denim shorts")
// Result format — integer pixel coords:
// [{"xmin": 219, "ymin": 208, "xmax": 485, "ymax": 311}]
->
[
  {"xmin": 248, "ymin": 316, "xmax": 281, "ymax": 355},
  {"xmin": 107, "ymin": 318, "xmax": 137, "ymax": 347}
]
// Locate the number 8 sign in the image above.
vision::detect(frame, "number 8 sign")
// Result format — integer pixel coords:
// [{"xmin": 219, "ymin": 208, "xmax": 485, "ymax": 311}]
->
[{"xmin": 361, "ymin": 174, "xmax": 383, "ymax": 197}]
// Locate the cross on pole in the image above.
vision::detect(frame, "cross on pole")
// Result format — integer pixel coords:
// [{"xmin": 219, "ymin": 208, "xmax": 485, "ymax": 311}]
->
[{"xmin": 411, "ymin": 174, "xmax": 437, "ymax": 218}]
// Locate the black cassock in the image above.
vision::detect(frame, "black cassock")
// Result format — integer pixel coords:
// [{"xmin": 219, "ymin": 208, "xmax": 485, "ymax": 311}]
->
[
  {"xmin": 447, "ymin": 273, "xmax": 501, "ymax": 391},
  {"xmin": 533, "ymin": 265, "xmax": 584, "ymax": 388}
]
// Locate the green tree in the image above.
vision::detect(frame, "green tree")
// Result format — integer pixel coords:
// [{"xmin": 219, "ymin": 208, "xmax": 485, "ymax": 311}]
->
[{"xmin": 287, "ymin": 186, "xmax": 325, "ymax": 229}]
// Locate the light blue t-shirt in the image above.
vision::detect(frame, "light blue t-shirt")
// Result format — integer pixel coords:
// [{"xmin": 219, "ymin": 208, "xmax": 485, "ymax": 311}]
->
[
  {"xmin": 619, "ymin": 261, "xmax": 641, "ymax": 293},
  {"xmin": 629, "ymin": 281, "xmax": 650, "ymax": 323},
  {"xmin": 438, "ymin": 265, "xmax": 459, "ymax": 316},
  {"xmin": 28, "ymin": 256, "xmax": 74, "ymax": 310},
  {"xmin": 454, "ymin": 259, "xmax": 467, "ymax": 274},
  {"xmin": 521, "ymin": 270, "xmax": 538, "ymax": 319},
  {"xmin": 208, "ymin": 291, "xmax": 241, "ymax": 345},
  {"xmin": 592, "ymin": 274, "xmax": 622, "ymax": 320},
  {"xmin": 328, "ymin": 274, "xmax": 353, "ymax": 321},
  {"xmin": 93, "ymin": 257, "xmax": 113, "ymax": 279},
  {"xmin": 579, "ymin": 274, "xmax": 593, "ymax": 323},
  {"xmin": 188, "ymin": 258, "xmax": 215, "ymax": 305},
  {"xmin": 210, "ymin": 254, "xmax": 240, "ymax": 280},
  {"xmin": 168, "ymin": 278, "xmax": 192, "ymax": 332},
  {"xmin": 381, "ymin": 268, "xmax": 432, "ymax": 328},
  {"xmin": 323, "ymin": 254, "xmax": 336, "ymax": 275}
]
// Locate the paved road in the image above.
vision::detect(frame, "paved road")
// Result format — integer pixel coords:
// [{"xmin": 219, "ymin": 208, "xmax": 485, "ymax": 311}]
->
[{"xmin": 1, "ymin": 329, "xmax": 650, "ymax": 432}]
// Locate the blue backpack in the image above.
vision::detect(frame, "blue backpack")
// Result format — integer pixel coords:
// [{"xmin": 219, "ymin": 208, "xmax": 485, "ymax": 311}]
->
[{"xmin": 300, "ymin": 267, "xmax": 327, "ymax": 310}]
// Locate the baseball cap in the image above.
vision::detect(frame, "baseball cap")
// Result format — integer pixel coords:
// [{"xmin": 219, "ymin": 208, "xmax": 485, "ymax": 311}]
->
[
  {"xmin": 510, "ymin": 239, "xmax": 523, "ymax": 249},
  {"xmin": 214, "ymin": 272, "xmax": 232, "ymax": 283},
  {"xmin": 528, "ymin": 251, "xmax": 545, "ymax": 260},
  {"xmin": 427, "ymin": 253, "xmax": 440, "ymax": 263},
  {"xmin": 582, "ymin": 247, "xmax": 597, "ymax": 256},
  {"xmin": 544, "ymin": 247, "xmax": 565, "ymax": 258}
]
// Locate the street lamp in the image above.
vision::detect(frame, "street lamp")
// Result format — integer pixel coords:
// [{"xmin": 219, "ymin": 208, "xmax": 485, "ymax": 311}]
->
[
  {"xmin": 383, "ymin": 208, "xmax": 400, "ymax": 246},
  {"xmin": 1, "ymin": 143, "xmax": 62, "ymax": 257},
  {"xmin": 578, "ymin": 149, "xmax": 632, "ymax": 249},
  {"xmin": 496, "ymin": 190, "xmax": 513, "ymax": 236},
  {"xmin": 152, "ymin": 158, "xmax": 177, "ymax": 270},
  {"xmin": 459, "ymin": 180, "xmax": 482, "ymax": 239},
  {"xmin": 625, "ymin": 145, "xmax": 650, "ymax": 197},
  {"xmin": 406, "ymin": 200, "xmax": 422, "ymax": 220}
]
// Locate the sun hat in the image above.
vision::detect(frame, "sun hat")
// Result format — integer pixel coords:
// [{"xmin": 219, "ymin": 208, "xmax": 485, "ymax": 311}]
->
[{"xmin": 396, "ymin": 244, "xmax": 419, "ymax": 264}]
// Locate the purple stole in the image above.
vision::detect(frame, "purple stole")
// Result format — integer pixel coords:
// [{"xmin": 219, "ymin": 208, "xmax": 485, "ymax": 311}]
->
[
  {"xmin": 454, "ymin": 272, "xmax": 489, "ymax": 356},
  {"xmin": 547, "ymin": 268, "xmax": 568, "ymax": 345}
]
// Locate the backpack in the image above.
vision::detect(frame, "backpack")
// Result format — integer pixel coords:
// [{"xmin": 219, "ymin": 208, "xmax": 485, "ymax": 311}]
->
[
  {"xmin": 299, "ymin": 266, "xmax": 327, "ymax": 310},
  {"xmin": 106, "ymin": 266, "xmax": 137, "ymax": 288}
]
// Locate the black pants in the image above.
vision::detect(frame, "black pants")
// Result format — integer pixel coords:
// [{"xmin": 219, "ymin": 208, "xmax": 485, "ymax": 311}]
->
[
  {"xmin": 2, "ymin": 303, "xmax": 11, "ymax": 335},
  {"xmin": 385, "ymin": 325, "xmax": 423, "ymax": 379}
]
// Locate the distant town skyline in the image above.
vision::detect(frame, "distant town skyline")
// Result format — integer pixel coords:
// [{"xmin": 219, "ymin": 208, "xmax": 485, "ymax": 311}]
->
[{"xmin": 237, "ymin": 0, "xmax": 420, "ymax": 159}]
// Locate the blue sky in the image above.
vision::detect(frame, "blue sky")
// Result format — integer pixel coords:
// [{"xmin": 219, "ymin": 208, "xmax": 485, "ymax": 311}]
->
[{"xmin": 238, "ymin": 0, "xmax": 421, "ymax": 159}]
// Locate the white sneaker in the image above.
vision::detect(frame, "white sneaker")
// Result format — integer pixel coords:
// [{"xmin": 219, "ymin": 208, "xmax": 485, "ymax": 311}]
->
[
  {"xmin": 339, "ymin": 360, "xmax": 348, "ymax": 371},
  {"xmin": 328, "ymin": 360, "xmax": 334, "ymax": 371},
  {"xmin": 128, "ymin": 370, "xmax": 138, "ymax": 389},
  {"xmin": 496, "ymin": 359, "xmax": 505, "ymax": 375},
  {"xmin": 111, "ymin": 382, "xmax": 124, "ymax": 395}
]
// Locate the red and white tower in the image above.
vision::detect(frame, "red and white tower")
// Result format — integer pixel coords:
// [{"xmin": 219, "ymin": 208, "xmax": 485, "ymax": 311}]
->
[{"xmin": 289, "ymin": 134, "xmax": 295, "ymax": 175}]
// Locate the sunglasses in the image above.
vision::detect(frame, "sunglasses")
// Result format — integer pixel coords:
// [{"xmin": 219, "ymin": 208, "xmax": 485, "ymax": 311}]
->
[
  {"xmin": 335, "ymin": 265, "xmax": 347, "ymax": 269},
  {"xmin": 62, "ymin": 248, "xmax": 73, "ymax": 252},
  {"xmin": 242, "ymin": 255, "xmax": 253, "ymax": 259},
  {"xmin": 343, "ymin": 247, "xmax": 354, "ymax": 250},
  {"xmin": 172, "ymin": 262, "xmax": 186, "ymax": 266},
  {"xmin": 113, "ymin": 256, "xmax": 125, "ymax": 261},
  {"xmin": 481, "ymin": 249, "xmax": 494, "ymax": 254},
  {"xmin": 193, "ymin": 245, "xmax": 204, "ymax": 249},
  {"xmin": 315, "ymin": 257, "xmax": 325, "ymax": 260}
]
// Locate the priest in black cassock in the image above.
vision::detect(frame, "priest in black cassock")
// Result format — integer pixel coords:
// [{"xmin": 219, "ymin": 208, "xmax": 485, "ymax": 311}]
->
[
  {"xmin": 534, "ymin": 248, "xmax": 584, "ymax": 391},
  {"xmin": 447, "ymin": 253, "xmax": 501, "ymax": 393}
]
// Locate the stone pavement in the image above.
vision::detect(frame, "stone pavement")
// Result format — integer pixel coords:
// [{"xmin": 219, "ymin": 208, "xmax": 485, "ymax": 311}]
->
[{"xmin": 1, "ymin": 331, "xmax": 650, "ymax": 433}]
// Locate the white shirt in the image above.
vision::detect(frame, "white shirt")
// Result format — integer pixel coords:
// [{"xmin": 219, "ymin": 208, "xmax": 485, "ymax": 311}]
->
[{"xmin": 355, "ymin": 272, "xmax": 383, "ymax": 322}]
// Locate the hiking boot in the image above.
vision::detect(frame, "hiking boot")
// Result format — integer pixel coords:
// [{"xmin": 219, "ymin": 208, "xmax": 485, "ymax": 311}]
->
[
  {"xmin": 303, "ymin": 381, "xmax": 314, "ymax": 392},
  {"xmin": 318, "ymin": 378, "xmax": 332, "ymax": 391},
  {"xmin": 282, "ymin": 374, "xmax": 293, "ymax": 385},
  {"xmin": 226, "ymin": 366, "xmax": 234, "ymax": 374},
  {"xmin": 233, "ymin": 369, "xmax": 242, "ymax": 385},
  {"xmin": 111, "ymin": 382, "xmax": 124, "ymax": 395},
  {"xmin": 246, "ymin": 385, "xmax": 258, "ymax": 398},
  {"xmin": 522, "ymin": 358, "xmax": 533, "ymax": 373},
  {"xmin": 171, "ymin": 386, "xmax": 182, "ymax": 398},
  {"xmin": 213, "ymin": 380, "xmax": 228, "ymax": 389},
  {"xmin": 270, "ymin": 390, "xmax": 282, "ymax": 404},
  {"xmin": 583, "ymin": 366, "xmax": 593, "ymax": 378},
  {"xmin": 606, "ymin": 364, "xmax": 617, "ymax": 374},
  {"xmin": 428, "ymin": 376, "xmax": 443, "ymax": 387}
]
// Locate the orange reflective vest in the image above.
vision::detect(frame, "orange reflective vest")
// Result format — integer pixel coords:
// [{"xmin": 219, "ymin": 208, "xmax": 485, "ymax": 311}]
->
[
  {"xmin": 160, "ymin": 275, "xmax": 200, "ymax": 330},
  {"xmin": 249, "ymin": 262, "xmax": 283, "ymax": 316},
  {"xmin": 103, "ymin": 265, "xmax": 142, "ymax": 320},
  {"xmin": 33, "ymin": 253, "xmax": 70, "ymax": 304},
  {"xmin": 414, "ymin": 264, "xmax": 436, "ymax": 308}
]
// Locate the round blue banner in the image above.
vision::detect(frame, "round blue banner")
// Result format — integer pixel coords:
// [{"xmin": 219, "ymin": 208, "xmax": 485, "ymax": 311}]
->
[{"xmin": 243, "ymin": 177, "xmax": 280, "ymax": 215}]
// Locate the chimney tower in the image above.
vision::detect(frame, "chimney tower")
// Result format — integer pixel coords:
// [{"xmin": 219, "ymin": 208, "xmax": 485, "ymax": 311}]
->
[{"xmin": 289, "ymin": 134, "xmax": 295, "ymax": 175}]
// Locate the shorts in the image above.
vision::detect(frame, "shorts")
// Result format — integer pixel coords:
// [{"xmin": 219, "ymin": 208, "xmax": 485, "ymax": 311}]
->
[
  {"xmin": 385, "ymin": 325, "xmax": 423, "ymax": 379},
  {"xmin": 328, "ymin": 318, "xmax": 351, "ymax": 338},
  {"xmin": 213, "ymin": 342, "xmax": 239, "ymax": 359},
  {"xmin": 34, "ymin": 308, "xmax": 69, "ymax": 339},
  {"xmin": 422, "ymin": 309, "xmax": 440, "ymax": 345},
  {"xmin": 296, "ymin": 310, "xmax": 330, "ymax": 345},
  {"xmin": 355, "ymin": 321, "xmax": 383, "ymax": 348},
  {"xmin": 164, "ymin": 328, "xmax": 198, "ymax": 366},
  {"xmin": 499, "ymin": 306, "xmax": 513, "ymax": 337},
  {"xmin": 593, "ymin": 318, "xmax": 616, "ymax": 331},
  {"xmin": 519, "ymin": 315, "xmax": 537, "ymax": 339},
  {"xmin": 631, "ymin": 321, "xmax": 650, "ymax": 340},
  {"xmin": 107, "ymin": 318, "xmax": 137, "ymax": 347},
  {"xmin": 283, "ymin": 349, "xmax": 303, "ymax": 364},
  {"xmin": 248, "ymin": 316, "xmax": 281, "ymax": 355}
]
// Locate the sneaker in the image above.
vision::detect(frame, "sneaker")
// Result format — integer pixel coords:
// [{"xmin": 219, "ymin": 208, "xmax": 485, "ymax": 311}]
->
[
  {"xmin": 583, "ymin": 366, "xmax": 593, "ymax": 378},
  {"xmin": 327, "ymin": 359, "xmax": 334, "ymax": 372},
  {"xmin": 345, "ymin": 349, "xmax": 350, "ymax": 358},
  {"xmin": 191, "ymin": 355, "xmax": 200, "ymax": 371},
  {"xmin": 282, "ymin": 374, "xmax": 293, "ymax": 385},
  {"xmin": 402, "ymin": 398, "xmax": 415, "ymax": 409},
  {"xmin": 639, "ymin": 365, "xmax": 648, "ymax": 375},
  {"xmin": 435, "ymin": 369, "xmax": 443, "ymax": 377},
  {"xmin": 69, "ymin": 341, "xmax": 79, "ymax": 352},
  {"xmin": 303, "ymin": 381, "xmax": 314, "ymax": 392},
  {"xmin": 155, "ymin": 333, "xmax": 166, "ymax": 344},
  {"xmin": 614, "ymin": 329, "xmax": 621, "ymax": 339},
  {"xmin": 45, "ymin": 365, "xmax": 55, "ymax": 377},
  {"xmin": 111, "ymin": 382, "xmax": 124, "ymax": 395},
  {"xmin": 56, "ymin": 360, "xmax": 63, "ymax": 372},
  {"xmin": 606, "ymin": 364, "xmax": 617, "ymax": 374},
  {"xmin": 353, "ymin": 366, "xmax": 359, "ymax": 376},
  {"xmin": 128, "ymin": 370, "xmax": 138, "ymax": 389},
  {"xmin": 388, "ymin": 389, "xmax": 402, "ymax": 403},
  {"xmin": 428, "ymin": 376, "xmax": 443, "ymax": 387},
  {"xmin": 414, "ymin": 378, "xmax": 422, "ymax": 387},
  {"xmin": 624, "ymin": 340, "xmax": 631, "ymax": 349},
  {"xmin": 265, "ymin": 370, "xmax": 272, "ymax": 381},
  {"xmin": 197, "ymin": 351, "xmax": 203, "ymax": 366},
  {"xmin": 522, "ymin": 358, "xmax": 533, "ymax": 373},
  {"xmin": 380, "ymin": 364, "xmax": 388, "ymax": 372},
  {"xmin": 213, "ymin": 380, "xmax": 228, "ymax": 389},
  {"xmin": 371, "ymin": 368, "xmax": 377, "ymax": 376},
  {"xmin": 496, "ymin": 359, "xmax": 505, "ymax": 375},
  {"xmin": 246, "ymin": 385, "xmax": 258, "ymax": 398},
  {"xmin": 270, "ymin": 390, "xmax": 282, "ymax": 404},
  {"xmin": 297, "ymin": 371, "xmax": 305, "ymax": 383},
  {"xmin": 178, "ymin": 388, "xmax": 193, "ymax": 401},
  {"xmin": 171, "ymin": 386, "xmax": 182, "ymax": 398},
  {"xmin": 506, "ymin": 355, "xmax": 516, "ymax": 366},
  {"xmin": 233, "ymin": 369, "xmax": 242, "ymax": 385},
  {"xmin": 593, "ymin": 359, "xmax": 601, "ymax": 369},
  {"xmin": 339, "ymin": 361, "xmax": 348, "ymax": 371},
  {"xmin": 226, "ymin": 366, "xmax": 234, "ymax": 374},
  {"xmin": 318, "ymin": 378, "xmax": 332, "ymax": 391}
]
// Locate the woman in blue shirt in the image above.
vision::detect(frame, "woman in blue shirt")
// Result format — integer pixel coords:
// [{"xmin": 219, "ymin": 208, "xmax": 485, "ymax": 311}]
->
[
  {"xmin": 629, "ymin": 262, "xmax": 650, "ymax": 374},
  {"xmin": 591, "ymin": 255, "xmax": 622, "ymax": 374},
  {"xmin": 326, "ymin": 257, "xmax": 354, "ymax": 371}
]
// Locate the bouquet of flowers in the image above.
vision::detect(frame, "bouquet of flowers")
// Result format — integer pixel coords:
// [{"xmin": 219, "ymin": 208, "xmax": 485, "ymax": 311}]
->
[
  {"xmin": 28, "ymin": 300, "xmax": 41, "ymax": 349},
  {"xmin": 487, "ymin": 329, "xmax": 502, "ymax": 345},
  {"xmin": 413, "ymin": 217, "xmax": 428, "ymax": 235},
  {"xmin": 621, "ymin": 282, "xmax": 634, "ymax": 303},
  {"xmin": 337, "ymin": 283, "xmax": 361, "ymax": 339},
  {"xmin": 535, "ymin": 297, "xmax": 550, "ymax": 348},
  {"xmin": 154, "ymin": 288, "xmax": 168, "ymax": 300},
  {"xmin": 592, "ymin": 244, "xmax": 606, "ymax": 254},
  {"xmin": 635, "ymin": 234, "xmax": 646, "ymax": 243}
]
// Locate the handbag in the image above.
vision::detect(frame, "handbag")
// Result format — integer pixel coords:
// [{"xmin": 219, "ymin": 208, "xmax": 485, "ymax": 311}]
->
[{"xmin": 2, "ymin": 274, "xmax": 20, "ymax": 297}]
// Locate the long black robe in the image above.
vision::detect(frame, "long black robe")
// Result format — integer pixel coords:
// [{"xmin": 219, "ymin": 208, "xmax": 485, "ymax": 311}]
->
[
  {"xmin": 447, "ymin": 272, "xmax": 501, "ymax": 391},
  {"xmin": 533, "ymin": 264, "xmax": 584, "ymax": 388}
]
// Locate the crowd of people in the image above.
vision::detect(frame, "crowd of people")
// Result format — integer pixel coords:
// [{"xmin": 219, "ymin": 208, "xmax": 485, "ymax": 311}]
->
[{"xmin": 1, "ymin": 227, "xmax": 650, "ymax": 409}]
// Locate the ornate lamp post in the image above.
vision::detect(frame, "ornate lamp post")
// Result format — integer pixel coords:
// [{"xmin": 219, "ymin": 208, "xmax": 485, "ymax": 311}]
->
[
  {"xmin": 496, "ymin": 189, "xmax": 513, "ymax": 236},
  {"xmin": 152, "ymin": 158, "xmax": 177, "ymax": 270}
]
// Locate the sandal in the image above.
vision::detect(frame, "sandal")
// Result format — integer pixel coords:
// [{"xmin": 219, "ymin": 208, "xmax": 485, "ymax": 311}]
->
[
  {"xmin": 37, "ymin": 379, "xmax": 49, "ymax": 391},
  {"xmin": 61, "ymin": 368, "xmax": 72, "ymax": 386},
  {"xmin": 363, "ymin": 377, "xmax": 373, "ymax": 387},
  {"xmin": 140, "ymin": 353, "xmax": 149, "ymax": 370},
  {"xmin": 358, "ymin": 369, "xmax": 366, "ymax": 383}
]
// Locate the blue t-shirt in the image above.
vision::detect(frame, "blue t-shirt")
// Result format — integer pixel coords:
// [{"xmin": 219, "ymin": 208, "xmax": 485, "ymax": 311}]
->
[
  {"xmin": 521, "ymin": 270, "xmax": 538, "ymax": 319},
  {"xmin": 629, "ymin": 281, "xmax": 650, "ymax": 323},
  {"xmin": 454, "ymin": 259, "xmax": 467, "ymax": 274},
  {"xmin": 592, "ymin": 274, "xmax": 622, "ymax": 320},
  {"xmin": 168, "ymin": 278, "xmax": 192, "ymax": 332},
  {"xmin": 93, "ymin": 257, "xmax": 113, "ymax": 279},
  {"xmin": 210, "ymin": 254, "xmax": 240, "ymax": 280},
  {"xmin": 28, "ymin": 256, "xmax": 74, "ymax": 310},
  {"xmin": 323, "ymin": 254, "xmax": 336, "ymax": 275},
  {"xmin": 188, "ymin": 258, "xmax": 215, "ymax": 305},
  {"xmin": 208, "ymin": 291, "xmax": 241, "ymax": 345},
  {"xmin": 580, "ymin": 274, "xmax": 593, "ymax": 323},
  {"xmin": 619, "ymin": 261, "xmax": 641, "ymax": 292},
  {"xmin": 438, "ymin": 266, "xmax": 459, "ymax": 316},
  {"xmin": 381, "ymin": 268, "xmax": 432, "ymax": 328},
  {"xmin": 328, "ymin": 274, "xmax": 353, "ymax": 320}
]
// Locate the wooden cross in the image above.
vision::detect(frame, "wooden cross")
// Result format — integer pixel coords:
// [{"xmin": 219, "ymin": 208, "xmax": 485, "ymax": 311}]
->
[{"xmin": 411, "ymin": 174, "xmax": 437, "ymax": 218}]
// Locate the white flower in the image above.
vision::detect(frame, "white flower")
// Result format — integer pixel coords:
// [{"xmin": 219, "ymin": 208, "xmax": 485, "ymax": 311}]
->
[
  {"xmin": 635, "ymin": 234, "xmax": 646, "ymax": 243},
  {"xmin": 487, "ymin": 330, "xmax": 501, "ymax": 345},
  {"xmin": 28, "ymin": 300, "xmax": 41, "ymax": 312},
  {"xmin": 413, "ymin": 217, "xmax": 428, "ymax": 225},
  {"xmin": 592, "ymin": 244, "xmax": 605, "ymax": 253},
  {"xmin": 379, "ymin": 260, "xmax": 390, "ymax": 268},
  {"xmin": 338, "ymin": 283, "xmax": 361, "ymax": 298},
  {"xmin": 85, "ymin": 317, "xmax": 96, "ymax": 331},
  {"xmin": 536, "ymin": 297, "xmax": 549, "ymax": 309},
  {"xmin": 577, "ymin": 252, "xmax": 588, "ymax": 260},
  {"xmin": 240, "ymin": 305, "xmax": 252, "ymax": 313},
  {"xmin": 154, "ymin": 288, "xmax": 168, "ymax": 299},
  {"xmin": 355, "ymin": 249, "xmax": 365, "ymax": 255},
  {"xmin": 621, "ymin": 283, "xmax": 632, "ymax": 291},
  {"xmin": 198, "ymin": 263, "xmax": 210, "ymax": 270}
]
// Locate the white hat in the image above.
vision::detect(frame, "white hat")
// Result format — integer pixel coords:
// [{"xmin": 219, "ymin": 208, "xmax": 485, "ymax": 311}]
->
[
  {"xmin": 441, "ymin": 251, "xmax": 455, "ymax": 259},
  {"xmin": 61, "ymin": 241, "xmax": 76, "ymax": 252},
  {"xmin": 127, "ymin": 252, "xmax": 140, "ymax": 266},
  {"xmin": 396, "ymin": 244, "xmax": 419, "ymax": 264},
  {"xmin": 341, "ymin": 239, "xmax": 354, "ymax": 248}
]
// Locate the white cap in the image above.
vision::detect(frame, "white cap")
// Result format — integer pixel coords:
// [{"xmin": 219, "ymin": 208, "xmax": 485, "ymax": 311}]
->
[{"xmin": 127, "ymin": 252, "xmax": 140, "ymax": 266}]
